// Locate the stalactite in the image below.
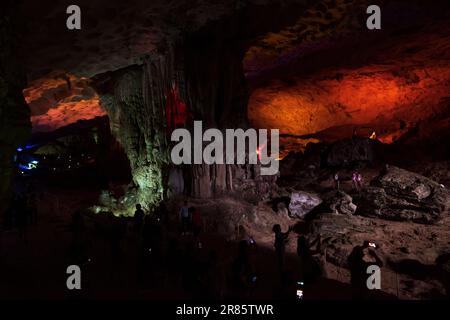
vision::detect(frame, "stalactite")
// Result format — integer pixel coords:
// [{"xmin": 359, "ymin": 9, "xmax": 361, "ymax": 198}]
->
[{"xmin": 96, "ymin": 29, "xmax": 277, "ymax": 206}]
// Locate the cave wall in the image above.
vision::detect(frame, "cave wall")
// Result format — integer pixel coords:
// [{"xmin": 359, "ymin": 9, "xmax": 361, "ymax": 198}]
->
[
  {"xmin": 0, "ymin": 3, "xmax": 31, "ymax": 216},
  {"xmin": 97, "ymin": 56, "xmax": 170, "ymax": 212},
  {"xmin": 96, "ymin": 46, "xmax": 252, "ymax": 206},
  {"xmin": 93, "ymin": 2, "xmax": 309, "ymax": 206},
  {"xmin": 247, "ymin": 1, "xmax": 450, "ymax": 149},
  {"xmin": 23, "ymin": 71, "xmax": 105, "ymax": 133},
  {"xmin": 248, "ymin": 63, "xmax": 450, "ymax": 143}
]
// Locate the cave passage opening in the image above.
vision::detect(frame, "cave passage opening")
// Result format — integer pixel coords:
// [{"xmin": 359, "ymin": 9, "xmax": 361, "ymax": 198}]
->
[{"xmin": 12, "ymin": 73, "xmax": 133, "ymax": 216}]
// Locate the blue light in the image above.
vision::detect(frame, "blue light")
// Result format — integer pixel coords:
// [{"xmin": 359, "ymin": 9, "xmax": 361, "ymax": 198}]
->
[
  {"xmin": 18, "ymin": 164, "xmax": 29, "ymax": 170},
  {"xmin": 18, "ymin": 161, "xmax": 38, "ymax": 171},
  {"xmin": 17, "ymin": 144, "xmax": 39, "ymax": 152}
]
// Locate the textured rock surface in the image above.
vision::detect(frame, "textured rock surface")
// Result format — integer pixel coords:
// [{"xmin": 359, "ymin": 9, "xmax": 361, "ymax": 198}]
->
[
  {"xmin": 91, "ymin": 3, "xmax": 307, "ymax": 205},
  {"xmin": 96, "ymin": 59, "xmax": 169, "ymax": 214},
  {"xmin": 357, "ymin": 166, "xmax": 450, "ymax": 224},
  {"xmin": 323, "ymin": 190, "xmax": 357, "ymax": 215},
  {"xmin": 16, "ymin": 0, "xmax": 308, "ymax": 80},
  {"xmin": 288, "ymin": 191, "xmax": 322, "ymax": 218},
  {"xmin": 23, "ymin": 71, "xmax": 105, "ymax": 132},
  {"xmin": 309, "ymin": 212, "xmax": 450, "ymax": 299},
  {"xmin": 247, "ymin": 1, "xmax": 450, "ymax": 148}
]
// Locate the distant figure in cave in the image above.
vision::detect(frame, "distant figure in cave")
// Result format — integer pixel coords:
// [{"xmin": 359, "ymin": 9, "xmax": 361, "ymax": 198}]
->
[
  {"xmin": 272, "ymin": 224, "xmax": 292, "ymax": 273},
  {"xmin": 297, "ymin": 235, "xmax": 325, "ymax": 284},
  {"xmin": 179, "ymin": 200, "xmax": 191, "ymax": 236},
  {"xmin": 333, "ymin": 171, "xmax": 340, "ymax": 190},
  {"xmin": 191, "ymin": 206, "xmax": 203, "ymax": 248},
  {"xmin": 352, "ymin": 171, "xmax": 363, "ymax": 193},
  {"xmin": 347, "ymin": 241, "xmax": 383, "ymax": 300},
  {"xmin": 134, "ymin": 204, "xmax": 145, "ymax": 235}
]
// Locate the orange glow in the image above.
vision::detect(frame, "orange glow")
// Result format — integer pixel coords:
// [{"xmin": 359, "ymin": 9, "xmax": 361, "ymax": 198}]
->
[
  {"xmin": 30, "ymin": 98, "xmax": 103, "ymax": 132},
  {"xmin": 23, "ymin": 71, "xmax": 106, "ymax": 132},
  {"xmin": 248, "ymin": 65, "xmax": 450, "ymax": 147}
]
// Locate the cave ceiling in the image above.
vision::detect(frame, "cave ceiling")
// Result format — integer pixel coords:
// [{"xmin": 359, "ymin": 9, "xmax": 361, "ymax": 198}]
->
[
  {"xmin": 15, "ymin": 0, "xmax": 450, "ymax": 138},
  {"xmin": 245, "ymin": 0, "xmax": 450, "ymax": 152}
]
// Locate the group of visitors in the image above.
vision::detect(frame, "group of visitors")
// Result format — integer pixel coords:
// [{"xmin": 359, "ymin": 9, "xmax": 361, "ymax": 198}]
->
[
  {"xmin": 272, "ymin": 224, "xmax": 325, "ymax": 283},
  {"xmin": 272, "ymin": 224, "xmax": 384, "ymax": 299},
  {"xmin": 333, "ymin": 170, "xmax": 363, "ymax": 193},
  {"xmin": 179, "ymin": 200, "xmax": 203, "ymax": 247},
  {"xmin": 62, "ymin": 197, "xmax": 383, "ymax": 300}
]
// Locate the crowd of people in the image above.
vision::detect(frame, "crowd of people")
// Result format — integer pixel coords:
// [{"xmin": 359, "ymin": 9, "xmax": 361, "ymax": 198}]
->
[
  {"xmin": 1, "ymin": 189, "xmax": 385, "ymax": 300},
  {"xmin": 271, "ymin": 223, "xmax": 385, "ymax": 300},
  {"xmin": 333, "ymin": 170, "xmax": 364, "ymax": 193}
]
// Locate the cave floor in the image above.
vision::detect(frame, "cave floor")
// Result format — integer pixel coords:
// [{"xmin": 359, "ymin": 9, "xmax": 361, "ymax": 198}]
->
[
  {"xmin": 1, "ymin": 161, "xmax": 449, "ymax": 300},
  {"xmin": 0, "ymin": 185, "xmax": 390, "ymax": 300}
]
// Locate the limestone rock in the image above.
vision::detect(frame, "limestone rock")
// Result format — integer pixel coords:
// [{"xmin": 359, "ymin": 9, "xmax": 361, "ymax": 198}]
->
[
  {"xmin": 288, "ymin": 191, "xmax": 322, "ymax": 218},
  {"xmin": 357, "ymin": 166, "xmax": 449, "ymax": 224},
  {"xmin": 324, "ymin": 191, "xmax": 357, "ymax": 215}
]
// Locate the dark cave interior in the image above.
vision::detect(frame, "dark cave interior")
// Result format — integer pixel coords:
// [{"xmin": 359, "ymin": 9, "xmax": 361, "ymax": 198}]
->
[{"xmin": 0, "ymin": 0, "xmax": 449, "ymax": 301}]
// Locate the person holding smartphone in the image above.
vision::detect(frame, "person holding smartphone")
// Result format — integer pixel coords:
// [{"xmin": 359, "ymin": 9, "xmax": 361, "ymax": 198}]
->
[{"xmin": 347, "ymin": 240, "xmax": 383, "ymax": 299}]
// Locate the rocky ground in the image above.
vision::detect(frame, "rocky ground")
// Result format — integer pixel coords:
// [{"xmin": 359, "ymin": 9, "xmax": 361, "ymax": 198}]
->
[
  {"xmin": 2, "ymin": 136, "xmax": 449, "ymax": 300},
  {"xmin": 164, "ymin": 155, "xmax": 450, "ymax": 299},
  {"xmin": 189, "ymin": 137, "xmax": 450, "ymax": 300}
]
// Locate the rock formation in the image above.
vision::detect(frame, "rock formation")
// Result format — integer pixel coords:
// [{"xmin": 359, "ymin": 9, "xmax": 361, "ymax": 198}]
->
[
  {"xmin": 289, "ymin": 191, "xmax": 322, "ymax": 218},
  {"xmin": 357, "ymin": 166, "xmax": 450, "ymax": 224}
]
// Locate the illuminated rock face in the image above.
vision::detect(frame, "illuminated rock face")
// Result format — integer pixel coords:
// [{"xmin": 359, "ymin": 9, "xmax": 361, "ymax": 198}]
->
[
  {"xmin": 248, "ymin": 63, "xmax": 450, "ymax": 143},
  {"xmin": 247, "ymin": 2, "xmax": 450, "ymax": 151},
  {"xmin": 23, "ymin": 72, "xmax": 105, "ymax": 133},
  {"xmin": 96, "ymin": 62, "xmax": 168, "ymax": 214}
]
